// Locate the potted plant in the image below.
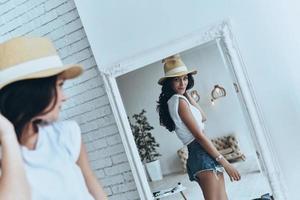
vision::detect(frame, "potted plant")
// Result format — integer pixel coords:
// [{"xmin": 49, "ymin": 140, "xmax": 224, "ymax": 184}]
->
[{"xmin": 128, "ymin": 109, "xmax": 162, "ymax": 181}]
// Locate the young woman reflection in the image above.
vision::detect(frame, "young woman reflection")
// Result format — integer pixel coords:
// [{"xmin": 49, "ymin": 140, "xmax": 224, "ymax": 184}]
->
[{"xmin": 157, "ymin": 54, "xmax": 240, "ymax": 200}]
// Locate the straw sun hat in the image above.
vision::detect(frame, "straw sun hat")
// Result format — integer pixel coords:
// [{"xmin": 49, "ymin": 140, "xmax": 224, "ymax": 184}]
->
[
  {"xmin": 0, "ymin": 37, "xmax": 83, "ymax": 90},
  {"xmin": 158, "ymin": 54, "xmax": 197, "ymax": 85}
]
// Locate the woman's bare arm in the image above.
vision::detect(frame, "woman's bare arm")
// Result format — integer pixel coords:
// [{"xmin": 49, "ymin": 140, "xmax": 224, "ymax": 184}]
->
[
  {"xmin": 178, "ymin": 99, "xmax": 240, "ymax": 181},
  {"xmin": 0, "ymin": 114, "xmax": 31, "ymax": 200},
  {"xmin": 77, "ymin": 141, "xmax": 107, "ymax": 200}
]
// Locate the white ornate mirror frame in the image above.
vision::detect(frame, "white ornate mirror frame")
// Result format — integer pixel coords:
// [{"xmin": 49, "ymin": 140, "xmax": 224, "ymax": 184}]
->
[{"xmin": 100, "ymin": 21, "xmax": 287, "ymax": 200}]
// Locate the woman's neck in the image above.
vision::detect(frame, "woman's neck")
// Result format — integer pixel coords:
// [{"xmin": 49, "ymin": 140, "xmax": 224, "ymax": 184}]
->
[{"xmin": 20, "ymin": 122, "xmax": 39, "ymax": 150}]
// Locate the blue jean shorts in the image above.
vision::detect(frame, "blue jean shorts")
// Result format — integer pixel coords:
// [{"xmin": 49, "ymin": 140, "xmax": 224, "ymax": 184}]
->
[{"xmin": 187, "ymin": 139, "xmax": 224, "ymax": 182}]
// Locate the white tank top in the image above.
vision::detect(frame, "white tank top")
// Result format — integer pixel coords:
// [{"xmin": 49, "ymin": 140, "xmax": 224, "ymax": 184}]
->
[
  {"xmin": 21, "ymin": 120, "xmax": 94, "ymax": 200},
  {"xmin": 167, "ymin": 94, "xmax": 205, "ymax": 145}
]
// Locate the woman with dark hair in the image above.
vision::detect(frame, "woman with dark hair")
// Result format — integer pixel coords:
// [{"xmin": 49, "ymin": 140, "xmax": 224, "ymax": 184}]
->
[
  {"xmin": 157, "ymin": 54, "xmax": 240, "ymax": 200},
  {"xmin": 0, "ymin": 37, "xmax": 107, "ymax": 200}
]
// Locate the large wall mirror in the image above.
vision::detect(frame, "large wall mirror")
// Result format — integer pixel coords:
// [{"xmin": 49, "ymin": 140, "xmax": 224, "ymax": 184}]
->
[{"xmin": 101, "ymin": 22, "xmax": 287, "ymax": 199}]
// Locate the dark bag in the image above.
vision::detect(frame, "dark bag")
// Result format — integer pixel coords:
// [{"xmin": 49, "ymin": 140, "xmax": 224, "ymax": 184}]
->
[{"xmin": 252, "ymin": 193, "xmax": 274, "ymax": 200}]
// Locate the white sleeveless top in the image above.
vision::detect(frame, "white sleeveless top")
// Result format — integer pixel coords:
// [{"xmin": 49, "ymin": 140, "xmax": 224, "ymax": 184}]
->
[
  {"xmin": 21, "ymin": 120, "xmax": 94, "ymax": 200},
  {"xmin": 167, "ymin": 94, "xmax": 205, "ymax": 145}
]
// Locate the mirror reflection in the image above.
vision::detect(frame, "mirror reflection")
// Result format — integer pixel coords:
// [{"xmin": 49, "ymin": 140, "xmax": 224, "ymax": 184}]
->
[{"xmin": 117, "ymin": 41, "xmax": 272, "ymax": 199}]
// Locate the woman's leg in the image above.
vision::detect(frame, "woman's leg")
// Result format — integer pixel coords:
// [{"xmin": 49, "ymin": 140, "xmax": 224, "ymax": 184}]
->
[
  {"xmin": 217, "ymin": 173, "xmax": 228, "ymax": 200},
  {"xmin": 196, "ymin": 171, "xmax": 228, "ymax": 200}
]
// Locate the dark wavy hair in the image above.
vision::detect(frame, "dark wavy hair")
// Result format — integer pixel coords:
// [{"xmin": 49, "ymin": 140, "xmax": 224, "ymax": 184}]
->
[
  {"xmin": 0, "ymin": 75, "xmax": 58, "ymax": 142},
  {"xmin": 156, "ymin": 74, "xmax": 194, "ymax": 132}
]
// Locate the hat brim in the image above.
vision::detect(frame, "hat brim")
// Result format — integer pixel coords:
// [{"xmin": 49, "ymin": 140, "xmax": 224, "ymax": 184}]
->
[
  {"xmin": 0, "ymin": 64, "xmax": 83, "ymax": 90},
  {"xmin": 158, "ymin": 69, "xmax": 197, "ymax": 85}
]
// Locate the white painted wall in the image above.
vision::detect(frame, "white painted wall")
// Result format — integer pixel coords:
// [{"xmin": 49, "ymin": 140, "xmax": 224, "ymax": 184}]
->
[
  {"xmin": 75, "ymin": 0, "xmax": 300, "ymax": 198},
  {"xmin": 117, "ymin": 42, "xmax": 257, "ymax": 175}
]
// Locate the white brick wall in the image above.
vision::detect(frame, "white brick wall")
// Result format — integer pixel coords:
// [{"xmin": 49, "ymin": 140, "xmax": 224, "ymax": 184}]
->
[{"xmin": 0, "ymin": 0, "xmax": 139, "ymax": 199}]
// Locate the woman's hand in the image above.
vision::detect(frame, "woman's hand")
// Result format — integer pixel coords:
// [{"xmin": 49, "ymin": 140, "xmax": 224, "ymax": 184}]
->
[
  {"xmin": 0, "ymin": 114, "xmax": 31, "ymax": 200},
  {"xmin": 221, "ymin": 159, "xmax": 241, "ymax": 181},
  {"xmin": 0, "ymin": 114, "xmax": 15, "ymax": 139},
  {"xmin": 184, "ymin": 91, "xmax": 193, "ymax": 102},
  {"xmin": 184, "ymin": 91, "xmax": 198, "ymax": 106}
]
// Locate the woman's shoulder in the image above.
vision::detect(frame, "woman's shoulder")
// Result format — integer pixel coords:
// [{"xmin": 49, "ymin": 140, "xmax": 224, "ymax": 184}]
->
[
  {"xmin": 170, "ymin": 94, "xmax": 189, "ymax": 103},
  {"xmin": 50, "ymin": 120, "xmax": 81, "ymax": 143},
  {"xmin": 167, "ymin": 94, "xmax": 179, "ymax": 105},
  {"xmin": 57, "ymin": 120, "xmax": 79, "ymax": 128},
  {"xmin": 168, "ymin": 94, "xmax": 190, "ymax": 110},
  {"xmin": 43, "ymin": 120, "xmax": 79, "ymax": 133},
  {"xmin": 169, "ymin": 94, "xmax": 187, "ymax": 100},
  {"xmin": 45, "ymin": 120, "xmax": 82, "ymax": 161}
]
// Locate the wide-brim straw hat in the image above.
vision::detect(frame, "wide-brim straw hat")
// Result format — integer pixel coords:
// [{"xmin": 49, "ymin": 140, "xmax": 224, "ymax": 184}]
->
[
  {"xmin": 0, "ymin": 37, "xmax": 83, "ymax": 90},
  {"xmin": 158, "ymin": 54, "xmax": 197, "ymax": 85}
]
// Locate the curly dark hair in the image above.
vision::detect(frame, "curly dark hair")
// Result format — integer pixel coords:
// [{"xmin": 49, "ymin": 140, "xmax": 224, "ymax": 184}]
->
[
  {"xmin": 156, "ymin": 74, "xmax": 194, "ymax": 132},
  {"xmin": 0, "ymin": 75, "xmax": 58, "ymax": 142}
]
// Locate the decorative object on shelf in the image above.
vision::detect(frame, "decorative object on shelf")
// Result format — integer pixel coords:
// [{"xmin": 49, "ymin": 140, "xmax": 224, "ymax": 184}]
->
[
  {"xmin": 190, "ymin": 90, "xmax": 200, "ymax": 102},
  {"xmin": 211, "ymin": 84, "xmax": 226, "ymax": 105},
  {"xmin": 128, "ymin": 109, "xmax": 162, "ymax": 181}
]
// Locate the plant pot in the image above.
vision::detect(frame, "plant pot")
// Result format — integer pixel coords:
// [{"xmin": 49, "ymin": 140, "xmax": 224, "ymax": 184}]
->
[{"xmin": 145, "ymin": 160, "xmax": 163, "ymax": 181}]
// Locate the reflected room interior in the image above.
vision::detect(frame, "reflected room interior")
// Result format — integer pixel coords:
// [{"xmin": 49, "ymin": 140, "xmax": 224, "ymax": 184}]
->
[{"xmin": 116, "ymin": 41, "xmax": 273, "ymax": 200}]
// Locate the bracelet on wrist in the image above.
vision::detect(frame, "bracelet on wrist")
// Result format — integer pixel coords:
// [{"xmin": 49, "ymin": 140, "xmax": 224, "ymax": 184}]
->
[{"xmin": 215, "ymin": 154, "xmax": 224, "ymax": 162}]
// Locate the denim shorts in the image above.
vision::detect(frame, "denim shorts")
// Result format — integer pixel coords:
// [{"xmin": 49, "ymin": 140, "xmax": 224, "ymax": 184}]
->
[{"xmin": 187, "ymin": 139, "xmax": 224, "ymax": 182}]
